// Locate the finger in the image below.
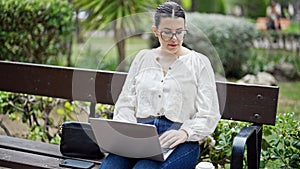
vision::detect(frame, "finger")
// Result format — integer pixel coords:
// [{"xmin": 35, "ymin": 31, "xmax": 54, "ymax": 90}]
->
[
  {"xmin": 160, "ymin": 131, "xmax": 176, "ymax": 147},
  {"xmin": 169, "ymin": 140, "xmax": 180, "ymax": 149},
  {"xmin": 164, "ymin": 135, "xmax": 181, "ymax": 148},
  {"xmin": 159, "ymin": 130, "xmax": 175, "ymax": 143}
]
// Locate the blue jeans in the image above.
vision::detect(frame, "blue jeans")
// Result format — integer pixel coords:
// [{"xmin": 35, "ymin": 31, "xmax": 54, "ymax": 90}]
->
[{"xmin": 99, "ymin": 116, "xmax": 200, "ymax": 169}]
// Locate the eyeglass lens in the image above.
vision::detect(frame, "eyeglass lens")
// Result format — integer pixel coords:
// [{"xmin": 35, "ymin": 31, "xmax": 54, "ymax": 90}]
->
[{"xmin": 161, "ymin": 31, "xmax": 186, "ymax": 41}]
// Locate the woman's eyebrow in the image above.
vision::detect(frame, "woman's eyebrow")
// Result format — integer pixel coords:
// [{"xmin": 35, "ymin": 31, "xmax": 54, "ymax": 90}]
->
[{"xmin": 161, "ymin": 28, "xmax": 184, "ymax": 31}]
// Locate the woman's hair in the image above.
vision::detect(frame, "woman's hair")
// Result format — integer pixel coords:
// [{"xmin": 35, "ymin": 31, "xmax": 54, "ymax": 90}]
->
[{"xmin": 154, "ymin": 1, "xmax": 186, "ymax": 27}]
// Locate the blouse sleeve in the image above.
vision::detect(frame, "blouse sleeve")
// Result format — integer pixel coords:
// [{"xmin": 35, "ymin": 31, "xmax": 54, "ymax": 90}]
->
[
  {"xmin": 112, "ymin": 50, "xmax": 146, "ymax": 123},
  {"xmin": 180, "ymin": 55, "xmax": 221, "ymax": 141}
]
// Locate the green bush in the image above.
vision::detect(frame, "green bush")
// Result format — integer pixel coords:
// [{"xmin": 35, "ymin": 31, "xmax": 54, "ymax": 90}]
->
[
  {"xmin": 0, "ymin": 0, "xmax": 74, "ymax": 64},
  {"xmin": 261, "ymin": 112, "xmax": 300, "ymax": 168},
  {"xmin": 184, "ymin": 13, "xmax": 258, "ymax": 78},
  {"xmin": 195, "ymin": 0, "xmax": 225, "ymax": 14},
  {"xmin": 240, "ymin": 0, "xmax": 269, "ymax": 19},
  {"xmin": 203, "ymin": 112, "xmax": 300, "ymax": 168}
]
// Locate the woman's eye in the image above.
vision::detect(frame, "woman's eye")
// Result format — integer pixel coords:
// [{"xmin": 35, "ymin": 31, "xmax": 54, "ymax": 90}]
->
[
  {"xmin": 176, "ymin": 31, "xmax": 182, "ymax": 35},
  {"xmin": 164, "ymin": 32, "xmax": 172, "ymax": 35}
]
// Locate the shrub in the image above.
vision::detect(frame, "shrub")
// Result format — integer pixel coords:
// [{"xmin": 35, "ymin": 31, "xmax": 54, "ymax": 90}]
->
[
  {"xmin": 184, "ymin": 13, "xmax": 258, "ymax": 78},
  {"xmin": 0, "ymin": 0, "xmax": 74, "ymax": 64},
  {"xmin": 239, "ymin": 0, "xmax": 269, "ymax": 19},
  {"xmin": 261, "ymin": 112, "xmax": 300, "ymax": 168},
  {"xmin": 195, "ymin": 0, "xmax": 225, "ymax": 14},
  {"xmin": 205, "ymin": 120, "xmax": 249, "ymax": 168},
  {"xmin": 204, "ymin": 112, "xmax": 300, "ymax": 168}
]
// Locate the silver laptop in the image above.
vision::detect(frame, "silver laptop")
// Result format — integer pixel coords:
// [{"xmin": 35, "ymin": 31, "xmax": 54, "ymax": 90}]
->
[{"xmin": 89, "ymin": 118, "xmax": 174, "ymax": 162}]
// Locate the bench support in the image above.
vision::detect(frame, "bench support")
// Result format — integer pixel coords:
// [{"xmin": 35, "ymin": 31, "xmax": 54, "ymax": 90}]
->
[{"xmin": 230, "ymin": 125, "xmax": 262, "ymax": 169}]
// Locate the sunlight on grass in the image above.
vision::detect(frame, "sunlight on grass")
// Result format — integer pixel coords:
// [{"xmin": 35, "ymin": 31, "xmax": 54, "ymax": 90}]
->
[
  {"xmin": 278, "ymin": 81, "xmax": 300, "ymax": 119},
  {"xmin": 71, "ymin": 35, "xmax": 148, "ymax": 70}
]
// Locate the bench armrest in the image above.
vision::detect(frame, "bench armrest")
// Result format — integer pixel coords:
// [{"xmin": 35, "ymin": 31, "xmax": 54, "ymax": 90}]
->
[{"xmin": 230, "ymin": 125, "xmax": 263, "ymax": 169}]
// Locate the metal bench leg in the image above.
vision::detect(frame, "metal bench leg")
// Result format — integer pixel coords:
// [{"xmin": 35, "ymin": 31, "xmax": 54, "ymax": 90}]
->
[{"xmin": 230, "ymin": 125, "xmax": 262, "ymax": 169}]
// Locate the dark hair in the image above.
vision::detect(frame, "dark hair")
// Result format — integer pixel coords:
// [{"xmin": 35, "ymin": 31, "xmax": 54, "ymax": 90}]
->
[{"xmin": 154, "ymin": 1, "xmax": 186, "ymax": 27}]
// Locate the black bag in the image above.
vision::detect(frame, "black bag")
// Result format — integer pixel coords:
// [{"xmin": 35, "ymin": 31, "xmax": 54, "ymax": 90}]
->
[{"xmin": 60, "ymin": 121, "xmax": 105, "ymax": 159}]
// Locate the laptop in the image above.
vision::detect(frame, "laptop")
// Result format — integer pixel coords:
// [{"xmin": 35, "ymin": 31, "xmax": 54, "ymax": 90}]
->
[{"xmin": 89, "ymin": 118, "xmax": 174, "ymax": 162}]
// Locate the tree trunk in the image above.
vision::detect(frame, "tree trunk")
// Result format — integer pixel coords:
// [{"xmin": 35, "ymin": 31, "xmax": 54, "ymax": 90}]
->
[
  {"xmin": 191, "ymin": 0, "xmax": 197, "ymax": 12},
  {"xmin": 75, "ymin": 9, "xmax": 84, "ymax": 44},
  {"xmin": 114, "ymin": 22, "xmax": 126, "ymax": 72}
]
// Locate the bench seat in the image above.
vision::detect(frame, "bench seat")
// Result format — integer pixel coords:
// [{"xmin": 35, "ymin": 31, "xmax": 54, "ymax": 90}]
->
[{"xmin": 0, "ymin": 135, "xmax": 102, "ymax": 169}]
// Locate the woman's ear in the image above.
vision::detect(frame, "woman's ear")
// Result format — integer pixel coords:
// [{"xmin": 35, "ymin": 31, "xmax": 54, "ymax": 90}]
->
[{"xmin": 151, "ymin": 25, "xmax": 158, "ymax": 37}]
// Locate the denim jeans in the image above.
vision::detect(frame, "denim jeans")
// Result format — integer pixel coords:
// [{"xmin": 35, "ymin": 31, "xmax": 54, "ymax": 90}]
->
[{"xmin": 99, "ymin": 116, "xmax": 200, "ymax": 169}]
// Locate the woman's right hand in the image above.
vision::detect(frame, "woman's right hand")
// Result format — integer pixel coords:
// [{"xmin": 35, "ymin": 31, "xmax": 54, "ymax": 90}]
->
[{"xmin": 159, "ymin": 129, "xmax": 188, "ymax": 149}]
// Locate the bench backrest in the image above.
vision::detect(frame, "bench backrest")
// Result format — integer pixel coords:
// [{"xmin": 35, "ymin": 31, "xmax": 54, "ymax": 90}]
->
[{"xmin": 0, "ymin": 61, "xmax": 279, "ymax": 125}]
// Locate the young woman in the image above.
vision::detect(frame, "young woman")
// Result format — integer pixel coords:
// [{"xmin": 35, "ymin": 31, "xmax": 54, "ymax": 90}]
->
[{"xmin": 99, "ymin": 2, "xmax": 220, "ymax": 169}]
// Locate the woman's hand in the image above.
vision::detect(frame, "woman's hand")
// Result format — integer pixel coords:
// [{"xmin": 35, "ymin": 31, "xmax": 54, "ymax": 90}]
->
[{"xmin": 159, "ymin": 129, "xmax": 188, "ymax": 149}]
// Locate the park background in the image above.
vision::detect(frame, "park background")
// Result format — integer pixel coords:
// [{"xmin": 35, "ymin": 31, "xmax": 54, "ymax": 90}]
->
[{"xmin": 0, "ymin": 0, "xmax": 299, "ymax": 168}]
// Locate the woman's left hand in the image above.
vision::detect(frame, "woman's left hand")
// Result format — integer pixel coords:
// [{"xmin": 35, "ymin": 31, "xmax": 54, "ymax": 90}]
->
[{"xmin": 159, "ymin": 129, "xmax": 188, "ymax": 149}]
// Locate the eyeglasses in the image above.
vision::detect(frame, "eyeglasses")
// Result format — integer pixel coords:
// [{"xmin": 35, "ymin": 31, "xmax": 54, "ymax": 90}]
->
[{"xmin": 158, "ymin": 30, "xmax": 187, "ymax": 42}]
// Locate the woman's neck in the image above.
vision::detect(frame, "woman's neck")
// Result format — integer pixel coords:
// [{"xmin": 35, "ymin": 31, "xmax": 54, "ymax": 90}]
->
[{"xmin": 156, "ymin": 46, "xmax": 190, "ymax": 58}]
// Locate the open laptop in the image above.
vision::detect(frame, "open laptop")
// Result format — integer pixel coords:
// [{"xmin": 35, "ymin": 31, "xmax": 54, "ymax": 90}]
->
[{"xmin": 89, "ymin": 118, "xmax": 174, "ymax": 162}]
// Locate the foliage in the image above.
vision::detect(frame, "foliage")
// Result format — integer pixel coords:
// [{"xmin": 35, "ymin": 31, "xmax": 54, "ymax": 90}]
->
[
  {"xmin": 73, "ymin": 0, "xmax": 161, "ymax": 70},
  {"xmin": 184, "ymin": 13, "xmax": 258, "ymax": 78},
  {"xmin": 201, "ymin": 112, "xmax": 300, "ymax": 168},
  {"xmin": 261, "ymin": 112, "xmax": 300, "ymax": 168},
  {"xmin": 74, "ymin": 0, "xmax": 158, "ymax": 31},
  {"xmin": 195, "ymin": 0, "xmax": 226, "ymax": 14},
  {"xmin": 204, "ymin": 120, "xmax": 249, "ymax": 168},
  {"xmin": 0, "ymin": 0, "xmax": 74, "ymax": 64},
  {"xmin": 226, "ymin": 0, "xmax": 269, "ymax": 18},
  {"xmin": 244, "ymin": 48, "xmax": 300, "ymax": 78},
  {"xmin": 282, "ymin": 22, "xmax": 300, "ymax": 34},
  {"xmin": 0, "ymin": 91, "xmax": 74, "ymax": 143}
]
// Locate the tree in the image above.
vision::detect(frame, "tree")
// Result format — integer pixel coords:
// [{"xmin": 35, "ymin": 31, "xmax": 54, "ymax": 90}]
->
[{"xmin": 74, "ymin": 0, "xmax": 161, "ymax": 71}]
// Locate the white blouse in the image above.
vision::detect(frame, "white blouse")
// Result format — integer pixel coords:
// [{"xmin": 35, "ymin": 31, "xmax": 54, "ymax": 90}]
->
[{"xmin": 113, "ymin": 49, "xmax": 221, "ymax": 141}]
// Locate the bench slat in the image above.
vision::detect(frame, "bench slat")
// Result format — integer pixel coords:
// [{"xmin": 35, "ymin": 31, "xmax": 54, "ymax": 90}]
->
[
  {"xmin": 0, "ymin": 61, "xmax": 279, "ymax": 125},
  {"xmin": 0, "ymin": 135, "xmax": 61, "ymax": 158},
  {"xmin": 0, "ymin": 148, "xmax": 64, "ymax": 169},
  {"xmin": 217, "ymin": 82, "xmax": 279, "ymax": 125},
  {"xmin": 0, "ymin": 135, "xmax": 102, "ymax": 164},
  {"xmin": 0, "ymin": 148, "xmax": 100, "ymax": 169}
]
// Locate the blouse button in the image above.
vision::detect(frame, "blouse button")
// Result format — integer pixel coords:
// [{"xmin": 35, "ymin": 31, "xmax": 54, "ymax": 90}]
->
[
  {"xmin": 158, "ymin": 95, "xmax": 161, "ymax": 98},
  {"xmin": 161, "ymin": 80, "xmax": 164, "ymax": 83},
  {"xmin": 168, "ymin": 67, "xmax": 172, "ymax": 70}
]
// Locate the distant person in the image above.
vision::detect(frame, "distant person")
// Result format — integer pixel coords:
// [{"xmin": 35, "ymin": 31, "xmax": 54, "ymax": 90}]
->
[{"xmin": 266, "ymin": 0, "xmax": 281, "ymax": 31}]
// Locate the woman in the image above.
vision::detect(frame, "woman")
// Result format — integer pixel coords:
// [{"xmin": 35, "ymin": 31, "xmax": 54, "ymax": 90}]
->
[{"xmin": 100, "ymin": 1, "xmax": 220, "ymax": 169}]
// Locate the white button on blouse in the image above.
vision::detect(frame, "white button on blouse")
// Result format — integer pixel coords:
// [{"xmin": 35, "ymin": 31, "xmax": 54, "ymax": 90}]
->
[{"xmin": 113, "ymin": 49, "xmax": 221, "ymax": 141}]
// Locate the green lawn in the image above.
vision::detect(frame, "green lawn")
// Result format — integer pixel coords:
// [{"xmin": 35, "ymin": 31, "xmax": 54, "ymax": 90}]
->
[
  {"xmin": 71, "ymin": 35, "xmax": 148, "ymax": 70},
  {"xmin": 277, "ymin": 81, "xmax": 300, "ymax": 119}
]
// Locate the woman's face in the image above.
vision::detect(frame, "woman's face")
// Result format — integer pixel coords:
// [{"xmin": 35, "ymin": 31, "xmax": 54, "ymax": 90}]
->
[{"xmin": 152, "ymin": 17, "xmax": 186, "ymax": 56}]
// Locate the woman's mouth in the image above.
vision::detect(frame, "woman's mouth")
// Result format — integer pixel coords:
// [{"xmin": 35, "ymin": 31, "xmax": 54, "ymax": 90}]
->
[{"xmin": 168, "ymin": 44, "xmax": 177, "ymax": 48}]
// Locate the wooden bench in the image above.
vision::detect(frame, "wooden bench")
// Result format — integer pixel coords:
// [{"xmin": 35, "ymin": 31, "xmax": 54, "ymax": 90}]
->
[{"xmin": 0, "ymin": 61, "xmax": 279, "ymax": 169}]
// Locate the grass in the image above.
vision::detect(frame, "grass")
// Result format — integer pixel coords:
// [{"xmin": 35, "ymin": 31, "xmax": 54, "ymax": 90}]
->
[
  {"xmin": 71, "ymin": 35, "xmax": 149, "ymax": 70},
  {"xmin": 277, "ymin": 81, "xmax": 300, "ymax": 119}
]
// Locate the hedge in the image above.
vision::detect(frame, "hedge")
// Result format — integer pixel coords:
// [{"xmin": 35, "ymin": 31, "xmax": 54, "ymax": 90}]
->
[
  {"xmin": 0, "ymin": 0, "xmax": 74, "ymax": 64},
  {"xmin": 184, "ymin": 13, "xmax": 258, "ymax": 78}
]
